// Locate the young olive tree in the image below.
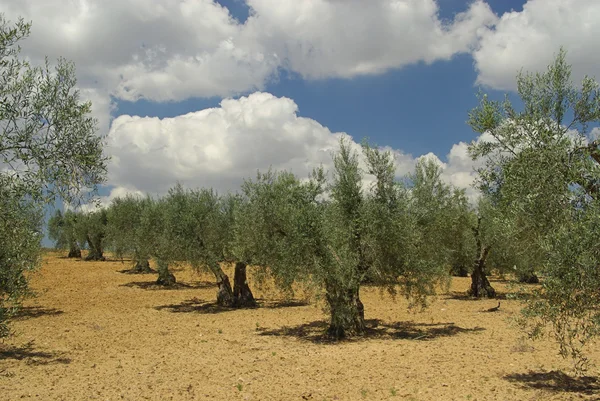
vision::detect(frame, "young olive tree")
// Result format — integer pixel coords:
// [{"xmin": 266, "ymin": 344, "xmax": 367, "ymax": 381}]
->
[
  {"xmin": 106, "ymin": 195, "xmax": 154, "ymax": 273},
  {"xmin": 235, "ymin": 138, "xmax": 448, "ymax": 339},
  {"xmin": 47, "ymin": 209, "xmax": 82, "ymax": 258},
  {"xmin": 407, "ymin": 158, "xmax": 473, "ymax": 278},
  {"xmin": 75, "ymin": 209, "xmax": 107, "ymax": 261},
  {"xmin": 468, "ymin": 49, "xmax": 600, "ymax": 370},
  {"xmin": 0, "ymin": 176, "xmax": 43, "ymax": 337},
  {"xmin": 0, "ymin": 15, "xmax": 107, "ymax": 337},
  {"xmin": 158, "ymin": 184, "xmax": 255, "ymax": 306},
  {"xmin": 142, "ymin": 195, "xmax": 178, "ymax": 286}
]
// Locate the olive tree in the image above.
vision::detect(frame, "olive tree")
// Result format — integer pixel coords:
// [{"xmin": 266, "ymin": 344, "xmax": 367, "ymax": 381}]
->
[
  {"xmin": 75, "ymin": 208, "xmax": 107, "ymax": 261},
  {"xmin": 139, "ymin": 196, "xmax": 177, "ymax": 286},
  {"xmin": 235, "ymin": 138, "xmax": 448, "ymax": 339},
  {"xmin": 47, "ymin": 209, "xmax": 82, "ymax": 258},
  {"xmin": 0, "ymin": 15, "xmax": 107, "ymax": 337},
  {"xmin": 106, "ymin": 195, "xmax": 153, "ymax": 273},
  {"xmin": 0, "ymin": 176, "xmax": 43, "ymax": 337},
  {"xmin": 157, "ymin": 184, "xmax": 255, "ymax": 306},
  {"xmin": 468, "ymin": 48, "xmax": 600, "ymax": 370}
]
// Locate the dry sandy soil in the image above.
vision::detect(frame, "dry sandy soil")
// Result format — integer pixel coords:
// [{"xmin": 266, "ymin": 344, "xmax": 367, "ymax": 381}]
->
[{"xmin": 1, "ymin": 252, "xmax": 599, "ymax": 401}]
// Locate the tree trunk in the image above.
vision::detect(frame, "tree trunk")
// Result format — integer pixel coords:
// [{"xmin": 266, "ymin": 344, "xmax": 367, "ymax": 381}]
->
[
  {"xmin": 518, "ymin": 270, "xmax": 540, "ymax": 284},
  {"xmin": 325, "ymin": 281, "xmax": 365, "ymax": 339},
  {"xmin": 156, "ymin": 261, "xmax": 176, "ymax": 286},
  {"xmin": 84, "ymin": 247, "xmax": 105, "ymax": 261},
  {"xmin": 67, "ymin": 244, "xmax": 81, "ymax": 259},
  {"xmin": 133, "ymin": 259, "xmax": 153, "ymax": 274},
  {"xmin": 233, "ymin": 262, "xmax": 256, "ymax": 307},
  {"xmin": 210, "ymin": 263, "xmax": 235, "ymax": 307},
  {"xmin": 468, "ymin": 245, "xmax": 496, "ymax": 298},
  {"xmin": 84, "ymin": 236, "xmax": 105, "ymax": 261}
]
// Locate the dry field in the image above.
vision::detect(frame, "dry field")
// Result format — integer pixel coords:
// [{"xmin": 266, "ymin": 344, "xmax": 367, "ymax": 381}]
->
[{"xmin": 1, "ymin": 252, "xmax": 599, "ymax": 400}]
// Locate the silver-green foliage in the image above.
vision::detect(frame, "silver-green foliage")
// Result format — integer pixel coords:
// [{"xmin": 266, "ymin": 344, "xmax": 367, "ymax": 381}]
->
[
  {"xmin": 47, "ymin": 209, "xmax": 81, "ymax": 257},
  {"xmin": 468, "ymin": 48, "xmax": 600, "ymax": 370},
  {"xmin": 106, "ymin": 195, "xmax": 153, "ymax": 267},
  {"xmin": 0, "ymin": 176, "xmax": 42, "ymax": 337},
  {"xmin": 235, "ymin": 138, "xmax": 450, "ymax": 338},
  {"xmin": 0, "ymin": 15, "xmax": 107, "ymax": 336}
]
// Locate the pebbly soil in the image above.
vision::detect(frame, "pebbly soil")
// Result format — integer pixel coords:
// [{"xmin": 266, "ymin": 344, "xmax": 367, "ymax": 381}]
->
[{"xmin": 1, "ymin": 252, "xmax": 599, "ymax": 401}]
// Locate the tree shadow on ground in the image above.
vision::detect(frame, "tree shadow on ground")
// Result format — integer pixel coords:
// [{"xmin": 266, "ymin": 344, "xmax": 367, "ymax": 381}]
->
[
  {"xmin": 505, "ymin": 370, "xmax": 600, "ymax": 395},
  {"xmin": 0, "ymin": 341, "xmax": 71, "ymax": 365},
  {"xmin": 117, "ymin": 268, "xmax": 157, "ymax": 275},
  {"xmin": 120, "ymin": 280, "xmax": 216, "ymax": 290},
  {"xmin": 445, "ymin": 291, "xmax": 534, "ymax": 302},
  {"xmin": 257, "ymin": 319, "xmax": 485, "ymax": 344},
  {"xmin": 13, "ymin": 306, "xmax": 64, "ymax": 320},
  {"xmin": 154, "ymin": 297, "xmax": 309, "ymax": 314}
]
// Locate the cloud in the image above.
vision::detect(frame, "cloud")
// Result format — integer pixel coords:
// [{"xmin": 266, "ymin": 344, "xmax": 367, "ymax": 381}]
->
[
  {"xmin": 106, "ymin": 92, "xmax": 481, "ymax": 200},
  {"xmin": 5, "ymin": 0, "xmax": 496, "ymax": 105},
  {"xmin": 244, "ymin": 0, "xmax": 497, "ymax": 79},
  {"xmin": 473, "ymin": 0, "xmax": 600, "ymax": 90}
]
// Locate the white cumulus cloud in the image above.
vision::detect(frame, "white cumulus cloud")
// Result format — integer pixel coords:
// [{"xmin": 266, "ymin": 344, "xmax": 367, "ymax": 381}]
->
[
  {"xmin": 106, "ymin": 92, "xmax": 481, "ymax": 200},
  {"xmin": 473, "ymin": 0, "xmax": 600, "ymax": 90}
]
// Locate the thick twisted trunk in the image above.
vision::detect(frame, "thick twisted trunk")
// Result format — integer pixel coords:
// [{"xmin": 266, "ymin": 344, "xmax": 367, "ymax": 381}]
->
[
  {"xmin": 84, "ymin": 235, "xmax": 105, "ymax": 261},
  {"xmin": 209, "ymin": 263, "xmax": 235, "ymax": 307},
  {"xmin": 156, "ymin": 260, "xmax": 176, "ymax": 286},
  {"xmin": 67, "ymin": 243, "xmax": 81, "ymax": 259},
  {"xmin": 325, "ymin": 280, "xmax": 365, "ymax": 339},
  {"xmin": 469, "ymin": 245, "xmax": 496, "ymax": 298},
  {"xmin": 133, "ymin": 259, "xmax": 153, "ymax": 274},
  {"xmin": 468, "ymin": 217, "xmax": 495, "ymax": 298},
  {"xmin": 233, "ymin": 262, "xmax": 256, "ymax": 307}
]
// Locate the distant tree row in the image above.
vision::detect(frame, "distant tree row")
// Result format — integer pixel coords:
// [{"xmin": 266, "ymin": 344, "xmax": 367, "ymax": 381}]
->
[
  {"xmin": 3, "ymin": 8, "xmax": 599, "ymax": 372},
  {"xmin": 47, "ymin": 48, "xmax": 600, "ymax": 371},
  {"xmin": 49, "ymin": 139, "xmax": 533, "ymax": 338}
]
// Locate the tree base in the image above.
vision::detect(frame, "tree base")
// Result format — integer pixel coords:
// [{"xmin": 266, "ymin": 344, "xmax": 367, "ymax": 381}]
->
[
  {"xmin": 133, "ymin": 260, "xmax": 153, "ymax": 274},
  {"xmin": 84, "ymin": 252, "xmax": 105, "ymax": 261},
  {"xmin": 156, "ymin": 272, "xmax": 176, "ymax": 286},
  {"xmin": 468, "ymin": 272, "xmax": 496, "ymax": 298},
  {"xmin": 518, "ymin": 272, "xmax": 540, "ymax": 284},
  {"xmin": 67, "ymin": 248, "xmax": 81, "ymax": 258},
  {"xmin": 326, "ymin": 286, "xmax": 365, "ymax": 340},
  {"xmin": 233, "ymin": 262, "xmax": 257, "ymax": 308},
  {"xmin": 216, "ymin": 275, "xmax": 236, "ymax": 307}
]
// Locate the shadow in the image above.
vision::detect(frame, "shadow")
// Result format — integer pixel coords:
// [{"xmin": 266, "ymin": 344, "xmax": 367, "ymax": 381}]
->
[
  {"xmin": 257, "ymin": 319, "xmax": 485, "ymax": 344},
  {"xmin": 505, "ymin": 370, "xmax": 600, "ymax": 395},
  {"xmin": 155, "ymin": 297, "xmax": 309, "ymax": 314},
  {"xmin": 256, "ymin": 298, "xmax": 310, "ymax": 309},
  {"xmin": 120, "ymin": 280, "xmax": 216, "ymax": 290},
  {"xmin": 117, "ymin": 268, "xmax": 157, "ymax": 275},
  {"xmin": 13, "ymin": 306, "xmax": 64, "ymax": 320},
  {"xmin": 445, "ymin": 291, "xmax": 534, "ymax": 302},
  {"xmin": 0, "ymin": 342, "xmax": 71, "ymax": 365},
  {"xmin": 155, "ymin": 298, "xmax": 237, "ymax": 314}
]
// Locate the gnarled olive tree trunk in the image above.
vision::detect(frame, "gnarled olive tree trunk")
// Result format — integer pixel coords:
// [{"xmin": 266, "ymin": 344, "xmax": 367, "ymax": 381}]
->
[
  {"xmin": 67, "ymin": 242, "xmax": 81, "ymax": 259},
  {"xmin": 84, "ymin": 235, "xmax": 105, "ymax": 261},
  {"xmin": 469, "ymin": 245, "xmax": 496, "ymax": 298},
  {"xmin": 325, "ymin": 279, "xmax": 365, "ymax": 339},
  {"xmin": 208, "ymin": 262, "xmax": 235, "ymax": 307},
  {"xmin": 468, "ymin": 218, "xmax": 495, "ymax": 298},
  {"xmin": 132, "ymin": 258, "xmax": 153, "ymax": 274},
  {"xmin": 156, "ymin": 260, "xmax": 176, "ymax": 286},
  {"xmin": 233, "ymin": 262, "xmax": 256, "ymax": 307}
]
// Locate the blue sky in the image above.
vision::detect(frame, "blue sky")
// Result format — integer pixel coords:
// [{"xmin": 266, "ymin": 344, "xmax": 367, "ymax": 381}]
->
[
  {"xmin": 115, "ymin": 0, "xmax": 527, "ymax": 160},
  {"xmin": 8, "ymin": 0, "xmax": 598, "ymax": 245}
]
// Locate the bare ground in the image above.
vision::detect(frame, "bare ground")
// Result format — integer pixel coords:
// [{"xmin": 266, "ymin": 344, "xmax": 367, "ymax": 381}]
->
[{"xmin": 1, "ymin": 252, "xmax": 599, "ymax": 400}]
